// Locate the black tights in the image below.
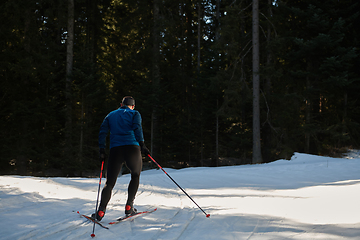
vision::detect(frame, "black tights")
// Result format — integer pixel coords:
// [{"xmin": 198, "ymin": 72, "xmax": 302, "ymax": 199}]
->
[{"xmin": 99, "ymin": 145, "xmax": 142, "ymax": 211}]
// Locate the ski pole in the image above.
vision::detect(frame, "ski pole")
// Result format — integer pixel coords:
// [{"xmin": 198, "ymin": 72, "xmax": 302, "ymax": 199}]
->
[
  {"xmin": 91, "ymin": 160, "xmax": 105, "ymax": 238},
  {"xmin": 147, "ymin": 154, "xmax": 210, "ymax": 218}
]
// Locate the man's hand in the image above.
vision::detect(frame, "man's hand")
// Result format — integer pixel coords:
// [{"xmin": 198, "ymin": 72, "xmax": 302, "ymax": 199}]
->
[
  {"xmin": 139, "ymin": 141, "xmax": 151, "ymax": 156},
  {"xmin": 99, "ymin": 148, "xmax": 106, "ymax": 163}
]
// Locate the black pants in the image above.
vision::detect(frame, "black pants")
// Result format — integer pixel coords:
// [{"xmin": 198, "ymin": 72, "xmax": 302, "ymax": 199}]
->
[{"xmin": 99, "ymin": 145, "xmax": 142, "ymax": 211}]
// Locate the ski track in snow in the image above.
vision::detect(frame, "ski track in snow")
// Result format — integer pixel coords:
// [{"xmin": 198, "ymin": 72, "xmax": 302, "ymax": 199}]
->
[
  {"xmin": 149, "ymin": 208, "xmax": 196, "ymax": 240},
  {"xmin": 1, "ymin": 152, "xmax": 360, "ymax": 239}
]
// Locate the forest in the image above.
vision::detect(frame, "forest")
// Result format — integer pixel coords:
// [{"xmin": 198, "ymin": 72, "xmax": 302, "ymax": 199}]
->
[{"xmin": 1, "ymin": 0, "xmax": 359, "ymax": 176}]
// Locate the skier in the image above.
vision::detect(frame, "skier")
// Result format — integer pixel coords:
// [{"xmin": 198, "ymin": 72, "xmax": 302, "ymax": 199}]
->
[{"xmin": 92, "ymin": 96, "xmax": 150, "ymax": 221}]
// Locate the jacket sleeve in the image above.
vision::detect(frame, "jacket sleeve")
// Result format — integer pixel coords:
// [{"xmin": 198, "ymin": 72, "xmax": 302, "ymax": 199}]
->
[
  {"xmin": 98, "ymin": 116, "xmax": 110, "ymax": 149},
  {"xmin": 132, "ymin": 111, "xmax": 145, "ymax": 143}
]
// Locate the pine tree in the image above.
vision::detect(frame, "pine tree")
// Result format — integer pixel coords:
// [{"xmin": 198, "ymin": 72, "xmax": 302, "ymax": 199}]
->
[{"xmin": 272, "ymin": 0, "xmax": 359, "ymax": 154}]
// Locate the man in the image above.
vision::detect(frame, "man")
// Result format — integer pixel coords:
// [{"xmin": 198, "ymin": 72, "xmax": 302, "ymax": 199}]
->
[{"xmin": 92, "ymin": 96, "xmax": 150, "ymax": 221}]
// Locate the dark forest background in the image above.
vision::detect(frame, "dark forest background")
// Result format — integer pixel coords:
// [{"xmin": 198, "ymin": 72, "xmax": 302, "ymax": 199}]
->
[{"xmin": 1, "ymin": 0, "xmax": 359, "ymax": 176}]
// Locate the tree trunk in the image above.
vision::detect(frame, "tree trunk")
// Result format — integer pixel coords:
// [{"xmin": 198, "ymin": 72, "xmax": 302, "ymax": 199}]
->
[
  {"xmin": 216, "ymin": 99, "xmax": 219, "ymax": 166},
  {"xmin": 215, "ymin": 0, "xmax": 220, "ymax": 42},
  {"xmin": 16, "ymin": 6, "xmax": 33, "ymax": 175},
  {"xmin": 65, "ymin": 0, "xmax": 74, "ymax": 159},
  {"xmin": 262, "ymin": 0, "xmax": 273, "ymax": 161},
  {"xmin": 305, "ymin": 76, "xmax": 311, "ymax": 153},
  {"xmin": 304, "ymin": 60, "xmax": 313, "ymax": 153},
  {"xmin": 79, "ymin": 93, "xmax": 84, "ymax": 162},
  {"xmin": 252, "ymin": 0, "xmax": 262, "ymax": 164},
  {"xmin": 197, "ymin": 1, "xmax": 201, "ymax": 74},
  {"xmin": 151, "ymin": 0, "xmax": 160, "ymax": 159}
]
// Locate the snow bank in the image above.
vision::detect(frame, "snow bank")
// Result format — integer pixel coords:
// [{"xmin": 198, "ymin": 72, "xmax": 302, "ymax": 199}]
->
[{"xmin": 1, "ymin": 152, "xmax": 360, "ymax": 239}]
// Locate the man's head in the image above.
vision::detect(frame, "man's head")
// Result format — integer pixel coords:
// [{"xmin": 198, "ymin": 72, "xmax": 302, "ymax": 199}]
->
[{"xmin": 121, "ymin": 96, "xmax": 135, "ymax": 109}]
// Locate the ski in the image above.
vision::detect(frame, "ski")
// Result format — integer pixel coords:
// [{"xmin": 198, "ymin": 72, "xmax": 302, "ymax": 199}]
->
[
  {"xmin": 109, "ymin": 208, "xmax": 157, "ymax": 225},
  {"xmin": 77, "ymin": 211, "xmax": 109, "ymax": 229}
]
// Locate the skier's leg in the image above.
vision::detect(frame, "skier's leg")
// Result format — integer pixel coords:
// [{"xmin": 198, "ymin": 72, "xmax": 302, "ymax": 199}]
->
[
  {"xmin": 124, "ymin": 145, "xmax": 142, "ymax": 208},
  {"xmin": 99, "ymin": 146, "xmax": 124, "ymax": 211}
]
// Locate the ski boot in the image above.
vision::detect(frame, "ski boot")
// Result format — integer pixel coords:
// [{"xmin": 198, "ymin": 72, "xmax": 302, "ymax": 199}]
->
[
  {"xmin": 125, "ymin": 203, "xmax": 137, "ymax": 216},
  {"xmin": 91, "ymin": 209, "xmax": 105, "ymax": 221}
]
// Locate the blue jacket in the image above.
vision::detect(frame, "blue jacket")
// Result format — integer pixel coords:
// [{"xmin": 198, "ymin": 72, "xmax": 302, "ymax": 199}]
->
[{"xmin": 99, "ymin": 106, "xmax": 145, "ymax": 149}]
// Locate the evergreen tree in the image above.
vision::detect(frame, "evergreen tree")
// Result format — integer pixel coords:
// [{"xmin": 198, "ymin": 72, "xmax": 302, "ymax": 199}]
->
[
  {"xmin": 0, "ymin": 0, "xmax": 359, "ymax": 175},
  {"xmin": 272, "ymin": 0, "xmax": 359, "ymax": 154}
]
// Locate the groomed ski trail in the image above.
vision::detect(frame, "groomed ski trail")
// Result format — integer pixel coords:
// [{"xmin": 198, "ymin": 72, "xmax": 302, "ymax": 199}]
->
[{"xmin": 149, "ymin": 208, "xmax": 196, "ymax": 240}]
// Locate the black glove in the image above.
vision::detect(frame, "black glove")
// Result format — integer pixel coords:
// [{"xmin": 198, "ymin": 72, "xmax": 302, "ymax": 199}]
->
[
  {"xmin": 139, "ymin": 141, "xmax": 151, "ymax": 155},
  {"xmin": 99, "ymin": 148, "xmax": 106, "ymax": 163}
]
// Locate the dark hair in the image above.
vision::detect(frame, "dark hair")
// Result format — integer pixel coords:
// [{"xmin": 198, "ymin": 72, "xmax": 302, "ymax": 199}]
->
[{"xmin": 122, "ymin": 96, "xmax": 135, "ymax": 106}]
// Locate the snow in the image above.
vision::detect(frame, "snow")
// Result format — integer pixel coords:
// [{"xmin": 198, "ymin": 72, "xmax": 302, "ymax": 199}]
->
[{"xmin": 1, "ymin": 152, "xmax": 360, "ymax": 239}]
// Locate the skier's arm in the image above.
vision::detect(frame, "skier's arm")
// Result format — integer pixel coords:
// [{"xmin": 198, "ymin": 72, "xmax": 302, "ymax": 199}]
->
[
  {"xmin": 99, "ymin": 116, "xmax": 110, "ymax": 149},
  {"xmin": 132, "ymin": 111, "xmax": 144, "ymax": 143},
  {"xmin": 133, "ymin": 111, "xmax": 150, "ymax": 155}
]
